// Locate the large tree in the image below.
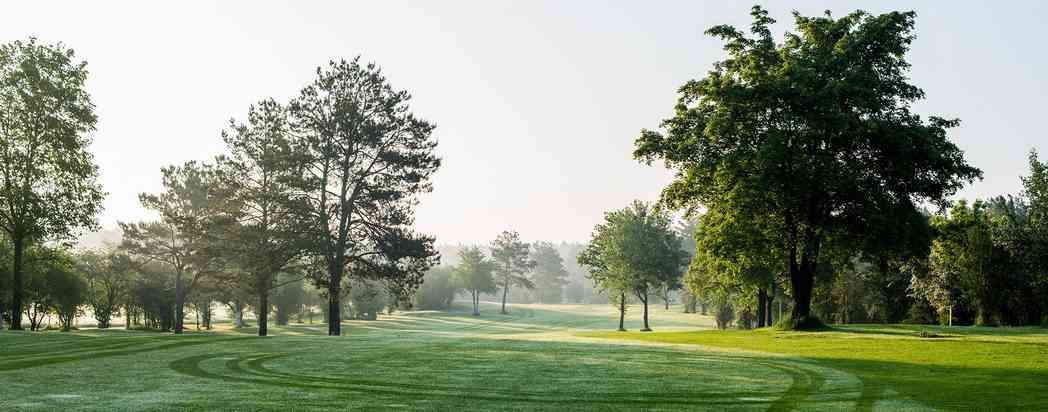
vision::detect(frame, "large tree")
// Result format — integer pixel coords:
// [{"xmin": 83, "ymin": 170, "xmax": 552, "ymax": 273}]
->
[
  {"xmin": 120, "ymin": 162, "xmax": 229, "ymax": 334},
  {"xmin": 634, "ymin": 7, "xmax": 980, "ymax": 328},
  {"xmin": 217, "ymin": 99, "xmax": 311, "ymax": 336},
  {"xmin": 452, "ymin": 246, "xmax": 496, "ymax": 316},
  {"xmin": 490, "ymin": 230, "xmax": 536, "ymax": 314},
  {"xmin": 0, "ymin": 38, "xmax": 105, "ymax": 330},
  {"xmin": 291, "ymin": 57, "xmax": 440, "ymax": 336}
]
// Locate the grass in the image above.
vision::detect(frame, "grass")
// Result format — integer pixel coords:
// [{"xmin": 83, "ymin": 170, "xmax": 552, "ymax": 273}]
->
[
  {"xmin": 581, "ymin": 323, "xmax": 1048, "ymax": 410},
  {"xmin": 1, "ymin": 303, "xmax": 1045, "ymax": 410}
]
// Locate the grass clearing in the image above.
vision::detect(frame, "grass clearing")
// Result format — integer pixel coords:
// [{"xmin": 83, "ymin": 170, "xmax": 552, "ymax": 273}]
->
[
  {"xmin": 1, "ymin": 303, "xmax": 1044, "ymax": 410},
  {"xmin": 582, "ymin": 324, "xmax": 1048, "ymax": 410}
]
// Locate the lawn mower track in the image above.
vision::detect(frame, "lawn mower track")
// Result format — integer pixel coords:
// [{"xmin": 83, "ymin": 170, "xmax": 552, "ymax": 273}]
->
[{"xmin": 0, "ymin": 304, "xmax": 910, "ymax": 410}]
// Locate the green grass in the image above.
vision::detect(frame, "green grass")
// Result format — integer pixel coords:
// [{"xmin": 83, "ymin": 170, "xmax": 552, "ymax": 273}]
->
[
  {"xmin": 2, "ymin": 303, "xmax": 1045, "ymax": 410},
  {"xmin": 581, "ymin": 324, "xmax": 1048, "ymax": 410}
]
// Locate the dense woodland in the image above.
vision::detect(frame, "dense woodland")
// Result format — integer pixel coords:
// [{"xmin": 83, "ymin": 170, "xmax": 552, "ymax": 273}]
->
[{"xmin": 1, "ymin": 6, "xmax": 1047, "ymax": 336}]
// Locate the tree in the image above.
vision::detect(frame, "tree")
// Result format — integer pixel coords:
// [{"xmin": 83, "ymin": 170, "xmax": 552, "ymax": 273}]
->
[
  {"xmin": 47, "ymin": 264, "xmax": 87, "ymax": 331},
  {"xmin": 271, "ymin": 273, "xmax": 305, "ymax": 326},
  {"xmin": 1021, "ymin": 151, "xmax": 1048, "ymax": 325},
  {"xmin": 578, "ymin": 201, "xmax": 688, "ymax": 331},
  {"xmin": 120, "ymin": 162, "xmax": 229, "ymax": 334},
  {"xmin": 290, "ymin": 57, "xmax": 440, "ymax": 336},
  {"xmin": 634, "ymin": 7, "xmax": 980, "ymax": 328},
  {"xmin": 78, "ymin": 249, "xmax": 135, "ymax": 329},
  {"xmin": 217, "ymin": 99, "xmax": 311, "ymax": 336},
  {"xmin": 530, "ymin": 242, "xmax": 570, "ymax": 304},
  {"xmin": 452, "ymin": 247, "xmax": 496, "ymax": 315},
  {"xmin": 578, "ymin": 208, "xmax": 636, "ymax": 331},
  {"xmin": 18, "ymin": 250, "xmax": 85, "ymax": 331},
  {"xmin": 490, "ymin": 231, "xmax": 536, "ymax": 314},
  {"xmin": 413, "ymin": 266, "xmax": 458, "ymax": 310},
  {"xmin": 348, "ymin": 278, "xmax": 386, "ymax": 320},
  {"xmin": 0, "ymin": 38, "xmax": 105, "ymax": 330},
  {"xmin": 130, "ymin": 262, "xmax": 176, "ymax": 331},
  {"xmin": 0, "ymin": 232, "xmax": 9, "ymax": 329},
  {"xmin": 675, "ymin": 218, "xmax": 701, "ymax": 314}
]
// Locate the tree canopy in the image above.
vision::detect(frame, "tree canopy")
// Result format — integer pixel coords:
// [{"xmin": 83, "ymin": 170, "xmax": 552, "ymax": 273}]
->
[
  {"xmin": 490, "ymin": 230, "xmax": 535, "ymax": 315},
  {"xmin": 579, "ymin": 201, "xmax": 688, "ymax": 331},
  {"xmin": 291, "ymin": 57, "xmax": 441, "ymax": 335},
  {"xmin": 0, "ymin": 38, "xmax": 104, "ymax": 330},
  {"xmin": 634, "ymin": 6, "xmax": 981, "ymax": 328}
]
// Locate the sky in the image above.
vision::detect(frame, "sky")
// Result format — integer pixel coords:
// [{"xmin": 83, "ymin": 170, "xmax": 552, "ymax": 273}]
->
[{"xmin": 3, "ymin": 1, "xmax": 1046, "ymax": 244}]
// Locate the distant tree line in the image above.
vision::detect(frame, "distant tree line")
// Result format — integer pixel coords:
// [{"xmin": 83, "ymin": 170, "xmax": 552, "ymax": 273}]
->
[{"xmin": 413, "ymin": 231, "xmax": 579, "ymax": 316}]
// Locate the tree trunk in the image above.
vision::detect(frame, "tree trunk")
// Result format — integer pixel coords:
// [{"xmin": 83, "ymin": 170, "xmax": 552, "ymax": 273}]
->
[
  {"xmin": 472, "ymin": 290, "xmax": 480, "ymax": 316},
  {"xmin": 258, "ymin": 290, "xmax": 269, "ymax": 337},
  {"xmin": 756, "ymin": 288, "xmax": 767, "ymax": 328},
  {"xmin": 203, "ymin": 299, "xmax": 212, "ymax": 330},
  {"xmin": 328, "ymin": 273, "xmax": 341, "ymax": 336},
  {"xmin": 500, "ymin": 282, "xmax": 509, "ymax": 315},
  {"xmin": 789, "ymin": 248, "xmax": 816, "ymax": 323},
  {"xmin": 173, "ymin": 270, "xmax": 186, "ymax": 334},
  {"xmin": 11, "ymin": 236, "xmax": 25, "ymax": 330},
  {"xmin": 765, "ymin": 291, "xmax": 774, "ymax": 326},
  {"xmin": 0, "ymin": 302, "xmax": 5, "ymax": 330},
  {"xmin": 234, "ymin": 301, "xmax": 245, "ymax": 328},
  {"xmin": 664, "ymin": 285, "xmax": 670, "ymax": 310},
  {"xmin": 640, "ymin": 289, "xmax": 651, "ymax": 332},
  {"xmin": 618, "ymin": 292, "xmax": 626, "ymax": 331}
]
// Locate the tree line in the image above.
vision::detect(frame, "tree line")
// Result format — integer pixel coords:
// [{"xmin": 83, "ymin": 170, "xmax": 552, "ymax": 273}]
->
[
  {"xmin": 413, "ymin": 231, "xmax": 574, "ymax": 317},
  {"xmin": 0, "ymin": 39, "xmax": 441, "ymax": 336}
]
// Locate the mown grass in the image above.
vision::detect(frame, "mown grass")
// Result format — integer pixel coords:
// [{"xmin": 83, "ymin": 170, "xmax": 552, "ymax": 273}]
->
[
  {"xmin": 1, "ymin": 304, "xmax": 792, "ymax": 411},
  {"xmin": 3, "ymin": 303, "xmax": 1045, "ymax": 410},
  {"xmin": 581, "ymin": 324, "xmax": 1048, "ymax": 410}
]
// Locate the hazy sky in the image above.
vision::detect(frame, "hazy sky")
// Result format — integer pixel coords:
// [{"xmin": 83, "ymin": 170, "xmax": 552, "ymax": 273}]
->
[{"xmin": 3, "ymin": 1, "xmax": 1046, "ymax": 244}]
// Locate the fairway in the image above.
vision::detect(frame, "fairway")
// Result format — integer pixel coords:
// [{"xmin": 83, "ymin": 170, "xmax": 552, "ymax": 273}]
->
[{"xmin": 6, "ymin": 304, "xmax": 1039, "ymax": 410}]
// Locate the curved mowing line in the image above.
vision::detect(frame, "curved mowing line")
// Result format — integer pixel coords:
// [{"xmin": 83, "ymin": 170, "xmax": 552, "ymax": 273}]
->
[
  {"xmin": 0, "ymin": 336, "xmax": 176, "ymax": 361},
  {"xmin": 171, "ymin": 351, "xmax": 858, "ymax": 407},
  {"xmin": 239, "ymin": 353, "xmax": 777, "ymax": 400},
  {"xmin": 760, "ymin": 360, "xmax": 828, "ymax": 412},
  {"xmin": 0, "ymin": 337, "xmax": 252, "ymax": 371}
]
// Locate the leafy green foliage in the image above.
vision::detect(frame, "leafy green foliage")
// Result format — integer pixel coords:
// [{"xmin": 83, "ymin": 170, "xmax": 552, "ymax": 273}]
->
[
  {"xmin": 634, "ymin": 7, "xmax": 980, "ymax": 326},
  {"xmin": 0, "ymin": 38, "xmax": 104, "ymax": 330},
  {"xmin": 77, "ymin": 249, "xmax": 136, "ymax": 328},
  {"xmin": 290, "ymin": 57, "xmax": 440, "ymax": 335},
  {"xmin": 579, "ymin": 201, "xmax": 688, "ymax": 331},
  {"xmin": 216, "ymin": 98, "xmax": 312, "ymax": 336},
  {"xmin": 120, "ymin": 162, "xmax": 230, "ymax": 334},
  {"xmin": 451, "ymin": 247, "xmax": 495, "ymax": 315},
  {"xmin": 490, "ymin": 231, "xmax": 536, "ymax": 314},
  {"xmin": 129, "ymin": 263, "xmax": 176, "ymax": 331}
]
